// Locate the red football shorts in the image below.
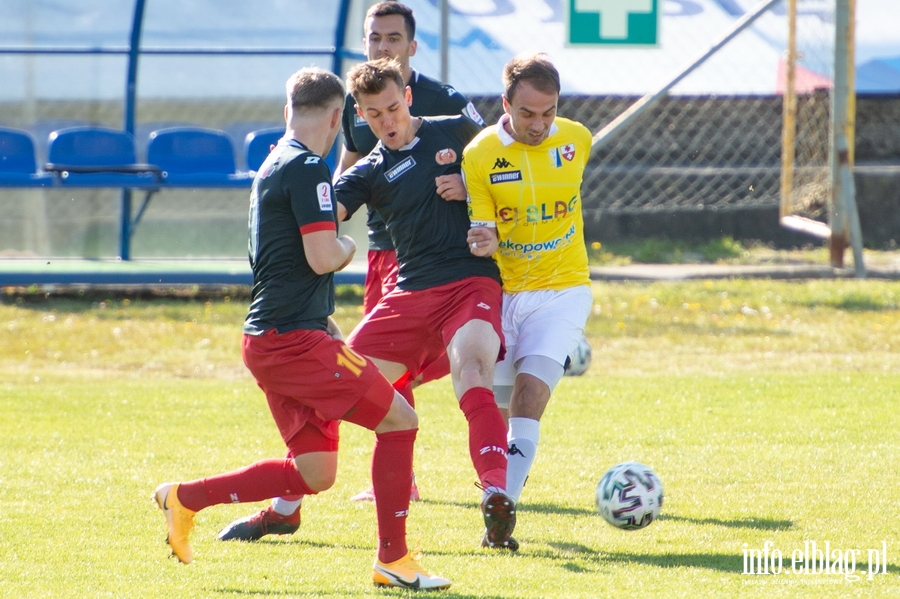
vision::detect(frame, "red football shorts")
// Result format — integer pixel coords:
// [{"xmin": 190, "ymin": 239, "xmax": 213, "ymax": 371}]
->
[
  {"xmin": 242, "ymin": 328, "xmax": 395, "ymax": 456},
  {"xmin": 346, "ymin": 276, "xmax": 504, "ymax": 382},
  {"xmin": 363, "ymin": 249, "xmax": 399, "ymax": 315}
]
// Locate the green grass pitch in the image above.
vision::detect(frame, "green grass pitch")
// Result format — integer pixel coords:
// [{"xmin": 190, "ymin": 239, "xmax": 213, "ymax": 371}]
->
[{"xmin": 1, "ymin": 279, "xmax": 899, "ymax": 598}]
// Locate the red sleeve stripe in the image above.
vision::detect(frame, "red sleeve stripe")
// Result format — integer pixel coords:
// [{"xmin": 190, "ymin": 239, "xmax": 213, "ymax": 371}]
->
[{"xmin": 299, "ymin": 221, "xmax": 336, "ymax": 235}]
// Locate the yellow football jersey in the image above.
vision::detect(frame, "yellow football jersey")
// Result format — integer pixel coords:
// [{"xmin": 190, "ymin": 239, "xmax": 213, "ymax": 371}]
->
[{"xmin": 463, "ymin": 116, "xmax": 592, "ymax": 292}]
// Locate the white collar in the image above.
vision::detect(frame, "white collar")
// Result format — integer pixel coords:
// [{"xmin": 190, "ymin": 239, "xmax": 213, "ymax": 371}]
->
[
  {"xmin": 397, "ymin": 136, "xmax": 420, "ymax": 151},
  {"xmin": 496, "ymin": 114, "xmax": 559, "ymax": 147}
]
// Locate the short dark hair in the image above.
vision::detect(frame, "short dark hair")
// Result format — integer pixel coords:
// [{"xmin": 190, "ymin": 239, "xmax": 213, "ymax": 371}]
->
[
  {"xmin": 286, "ymin": 67, "xmax": 345, "ymax": 110},
  {"xmin": 346, "ymin": 58, "xmax": 405, "ymax": 102},
  {"xmin": 366, "ymin": 1, "xmax": 416, "ymax": 40},
  {"xmin": 503, "ymin": 53, "xmax": 561, "ymax": 101}
]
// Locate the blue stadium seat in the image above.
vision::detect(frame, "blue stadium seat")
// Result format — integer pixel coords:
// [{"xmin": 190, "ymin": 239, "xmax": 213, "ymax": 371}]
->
[
  {"xmin": 28, "ymin": 119, "xmax": 89, "ymax": 163},
  {"xmin": 0, "ymin": 127, "xmax": 53, "ymax": 187},
  {"xmin": 134, "ymin": 121, "xmax": 191, "ymax": 161},
  {"xmin": 244, "ymin": 128, "xmax": 283, "ymax": 173},
  {"xmin": 45, "ymin": 126, "xmax": 161, "ymax": 187},
  {"xmin": 225, "ymin": 121, "xmax": 279, "ymax": 168},
  {"xmin": 147, "ymin": 127, "xmax": 251, "ymax": 187}
]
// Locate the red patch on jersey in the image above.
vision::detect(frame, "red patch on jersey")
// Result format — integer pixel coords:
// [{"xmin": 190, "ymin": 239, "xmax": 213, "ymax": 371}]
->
[
  {"xmin": 561, "ymin": 144, "xmax": 576, "ymax": 162},
  {"xmin": 435, "ymin": 148, "xmax": 457, "ymax": 165}
]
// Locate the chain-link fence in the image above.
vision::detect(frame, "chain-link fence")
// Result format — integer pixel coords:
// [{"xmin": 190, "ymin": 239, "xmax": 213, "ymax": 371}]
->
[
  {"xmin": 0, "ymin": 0, "xmax": 854, "ymax": 258},
  {"xmin": 780, "ymin": 0, "xmax": 838, "ymax": 224},
  {"xmin": 435, "ymin": 0, "xmax": 840, "ymax": 244}
]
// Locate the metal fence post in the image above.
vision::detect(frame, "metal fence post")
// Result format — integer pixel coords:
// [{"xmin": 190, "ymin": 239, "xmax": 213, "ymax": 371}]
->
[
  {"xmin": 120, "ymin": 0, "xmax": 147, "ymax": 261},
  {"xmin": 830, "ymin": 0, "xmax": 864, "ymax": 275}
]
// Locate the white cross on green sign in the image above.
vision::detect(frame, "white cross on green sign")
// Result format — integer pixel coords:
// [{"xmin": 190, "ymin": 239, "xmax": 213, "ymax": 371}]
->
[{"xmin": 566, "ymin": 0, "xmax": 660, "ymax": 46}]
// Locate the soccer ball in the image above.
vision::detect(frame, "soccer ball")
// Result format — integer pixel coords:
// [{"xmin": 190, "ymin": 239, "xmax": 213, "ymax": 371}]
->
[
  {"xmin": 564, "ymin": 336, "xmax": 591, "ymax": 376},
  {"xmin": 595, "ymin": 462, "xmax": 663, "ymax": 530}
]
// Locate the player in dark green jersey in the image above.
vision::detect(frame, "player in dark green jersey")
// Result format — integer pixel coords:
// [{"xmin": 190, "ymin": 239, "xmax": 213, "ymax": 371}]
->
[
  {"xmin": 337, "ymin": 2, "xmax": 485, "ymax": 314},
  {"xmin": 217, "ymin": 2, "xmax": 479, "ymax": 538},
  {"xmin": 219, "ymin": 58, "xmax": 516, "ymax": 552},
  {"xmin": 338, "ymin": 0, "xmax": 485, "ymax": 505},
  {"xmin": 152, "ymin": 67, "xmax": 451, "ymax": 589},
  {"xmin": 337, "ymin": 58, "xmax": 517, "ymax": 551}
]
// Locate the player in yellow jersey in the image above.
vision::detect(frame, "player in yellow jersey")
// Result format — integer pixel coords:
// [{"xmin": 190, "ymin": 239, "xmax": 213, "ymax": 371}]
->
[{"xmin": 463, "ymin": 54, "xmax": 594, "ymax": 531}]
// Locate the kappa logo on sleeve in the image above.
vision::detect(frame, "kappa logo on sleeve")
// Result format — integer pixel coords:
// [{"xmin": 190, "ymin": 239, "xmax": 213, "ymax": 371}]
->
[{"xmin": 316, "ymin": 182, "xmax": 333, "ymax": 211}]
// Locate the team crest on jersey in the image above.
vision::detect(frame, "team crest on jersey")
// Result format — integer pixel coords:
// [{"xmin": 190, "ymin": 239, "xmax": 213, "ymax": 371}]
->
[
  {"xmin": 560, "ymin": 143, "xmax": 576, "ymax": 161},
  {"xmin": 316, "ymin": 182, "xmax": 333, "ymax": 211},
  {"xmin": 435, "ymin": 148, "xmax": 457, "ymax": 165},
  {"xmin": 354, "ymin": 114, "xmax": 367, "ymax": 127},
  {"xmin": 550, "ymin": 148, "xmax": 562, "ymax": 168},
  {"xmin": 385, "ymin": 156, "xmax": 416, "ymax": 182}
]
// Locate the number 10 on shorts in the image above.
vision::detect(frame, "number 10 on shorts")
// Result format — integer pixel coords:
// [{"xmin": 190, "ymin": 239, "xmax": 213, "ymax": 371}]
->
[{"xmin": 337, "ymin": 345, "xmax": 367, "ymax": 377}]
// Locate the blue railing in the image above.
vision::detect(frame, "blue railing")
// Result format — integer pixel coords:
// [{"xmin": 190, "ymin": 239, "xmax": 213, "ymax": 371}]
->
[{"xmin": 0, "ymin": 0, "xmax": 364, "ymax": 261}]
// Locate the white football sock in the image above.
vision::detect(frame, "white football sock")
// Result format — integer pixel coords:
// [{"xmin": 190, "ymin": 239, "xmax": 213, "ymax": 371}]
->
[
  {"xmin": 272, "ymin": 496, "xmax": 302, "ymax": 516},
  {"xmin": 506, "ymin": 417, "xmax": 541, "ymax": 503}
]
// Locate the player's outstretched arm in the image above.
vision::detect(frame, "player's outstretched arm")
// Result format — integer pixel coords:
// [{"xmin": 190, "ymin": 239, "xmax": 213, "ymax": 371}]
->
[
  {"xmin": 303, "ymin": 230, "xmax": 356, "ymax": 274},
  {"xmin": 467, "ymin": 226, "xmax": 498, "ymax": 257}
]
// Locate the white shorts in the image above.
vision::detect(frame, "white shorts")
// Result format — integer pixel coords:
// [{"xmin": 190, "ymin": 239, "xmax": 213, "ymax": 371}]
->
[{"xmin": 493, "ymin": 285, "xmax": 593, "ymax": 387}]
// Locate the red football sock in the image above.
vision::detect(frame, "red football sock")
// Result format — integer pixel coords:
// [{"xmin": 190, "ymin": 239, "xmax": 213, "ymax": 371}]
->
[
  {"xmin": 373, "ymin": 428, "xmax": 416, "ymax": 563},
  {"xmin": 459, "ymin": 387, "xmax": 508, "ymax": 490},
  {"xmin": 279, "ymin": 450, "xmax": 305, "ymax": 503},
  {"xmin": 176, "ymin": 458, "xmax": 315, "ymax": 512}
]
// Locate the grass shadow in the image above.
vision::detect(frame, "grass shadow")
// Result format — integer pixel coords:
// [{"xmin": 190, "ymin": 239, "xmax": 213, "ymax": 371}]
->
[
  {"xmin": 417, "ymin": 498, "xmax": 595, "ymax": 519},
  {"xmin": 662, "ymin": 514, "xmax": 794, "ymax": 531},
  {"xmin": 531, "ymin": 543, "xmax": 739, "ymax": 575},
  {"xmin": 537, "ymin": 544, "xmax": 744, "ymax": 574},
  {"xmin": 520, "ymin": 501, "xmax": 596, "ymax": 517},
  {"xmin": 599, "ymin": 550, "xmax": 741, "ymax": 572},
  {"xmin": 251, "ymin": 537, "xmax": 371, "ymax": 552},
  {"xmin": 790, "ymin": 293, "xmax": 899, "ymax": 311}
]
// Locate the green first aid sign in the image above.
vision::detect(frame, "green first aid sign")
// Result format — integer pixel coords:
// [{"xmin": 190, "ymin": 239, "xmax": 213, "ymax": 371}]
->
[{"xmin": 566, "ymin": 0, "xmax": 660, "ymax": 46}]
